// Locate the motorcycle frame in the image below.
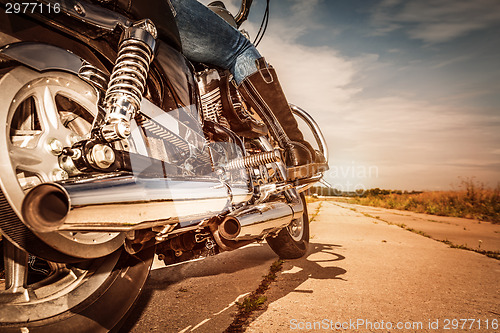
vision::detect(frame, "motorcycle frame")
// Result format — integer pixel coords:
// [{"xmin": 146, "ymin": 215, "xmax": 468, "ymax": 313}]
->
[{"xmin": 0, "ymin": 0, "xmax": 311, "ymax": 259}]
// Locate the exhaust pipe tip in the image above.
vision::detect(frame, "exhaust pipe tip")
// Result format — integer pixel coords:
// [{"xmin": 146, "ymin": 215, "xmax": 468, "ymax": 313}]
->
[
  {"xmin": 22, "ymin": 183, "xmax": 70, "ymax": 233},
  {"xmin": 218, "ymin": 216, "xmax": 241, "ymax": 240}
]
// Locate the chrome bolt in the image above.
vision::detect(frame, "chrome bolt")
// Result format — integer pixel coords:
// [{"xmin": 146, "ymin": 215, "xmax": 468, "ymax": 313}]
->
[
  {"xmin": 51, "ymin": 169, "xmax": 69, "ymax": 181},
  {"xmin": 101, "ymin": 119, "xmax": 131, "ymax": 142},
  {"xmin": 135, "ymin": 19, "xmax": 158, "ymax": 39},
  {"xmin": 74, "ymin": 3, "xmax": 85, "ymax": 16},
  {"xmin": 47, "ymin": 138, "xmax": 63, "ymax": 155},
  {"xmin": 116, "ymin": 120, "xmax": 131, "ymax": 138},
  {"xmin": 69, "ymin": 133, "xmax": 81, "ymax": 145},
  {"xmin": 91, "ymin": 144, "xmax": 115, "ymax": 169}
]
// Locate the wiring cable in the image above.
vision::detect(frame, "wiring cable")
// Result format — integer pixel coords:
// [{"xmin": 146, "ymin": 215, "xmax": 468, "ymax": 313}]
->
[{"xmin": 253, "ymin": 0, "xmax": 270, "ymax": 46}]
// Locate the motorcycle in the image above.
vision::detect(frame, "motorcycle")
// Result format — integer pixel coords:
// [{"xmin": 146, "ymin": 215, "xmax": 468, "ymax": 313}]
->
[{"xmin": 0, "ymin": 0, "xmax": 328, "ymax": 331}]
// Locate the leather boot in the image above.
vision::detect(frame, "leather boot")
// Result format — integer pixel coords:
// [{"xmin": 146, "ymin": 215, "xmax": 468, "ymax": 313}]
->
[
  {"xmin": 219, "ymin": 73, "xmax": 268, "ymax": 138},
  {"xmin": 237, "ymin": 58, "xmax": 327, "ymax": 180}
]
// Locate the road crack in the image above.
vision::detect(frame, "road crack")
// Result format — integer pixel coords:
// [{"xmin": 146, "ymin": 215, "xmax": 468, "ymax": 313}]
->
[
  {"xmin": 224, "ymin": 259, "xmax": 284, "ymax": 332},
  {"xmin": 309, "ymin": 201, "xmax": 323, "ymax": 223}
]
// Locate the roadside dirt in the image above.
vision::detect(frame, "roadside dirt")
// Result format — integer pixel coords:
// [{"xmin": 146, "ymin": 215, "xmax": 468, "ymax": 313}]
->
[
  {"xmin": 332, "ymin": 201, "xmax": 500, "ymax": 252},
  {"xmin": 122, "ymin": 200, "xmax": 500, "ymax": 332},
  {"xmin": 247, "ymin": 201, "xmax": 499, "ymax": 332}
]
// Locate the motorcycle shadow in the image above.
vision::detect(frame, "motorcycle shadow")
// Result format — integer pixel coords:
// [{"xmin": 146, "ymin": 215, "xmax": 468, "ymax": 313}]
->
[
  {"xmin": 120, "ymin": 242, "xmax": 346, "ymax": 332},
  {"xmin": 148, "ymin": 243, "xmax": 279, "ymax": 286},
  {"xmin": 237, "ymin": 242, "xmax": 347, "ymax": 330}
]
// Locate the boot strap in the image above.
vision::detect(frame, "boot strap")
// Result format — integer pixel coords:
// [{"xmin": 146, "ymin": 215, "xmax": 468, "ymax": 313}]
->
[{"xmin": 255, "ymin": 58, "xmax": 274, "ymax": 83}]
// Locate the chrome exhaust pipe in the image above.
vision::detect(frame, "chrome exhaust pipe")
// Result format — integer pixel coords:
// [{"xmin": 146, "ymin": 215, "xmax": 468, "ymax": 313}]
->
[
  {"xmin": 217, "ymin": 191, "xmax": 304, "ymax": 241},
  {"xmin": 22, "ymin": 184, "xmax": 70, "ymax": 233},
  {"xmin": 218, "ymin": 216, "xmax": 242, "ymax": 240},
  {"xmin": 21, "ymin": 174, "xmax": 252, "ymax": 232}
]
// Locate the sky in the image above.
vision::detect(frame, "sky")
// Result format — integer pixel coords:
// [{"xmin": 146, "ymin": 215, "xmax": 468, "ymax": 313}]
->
[{"xmin": 200, "ymin": 0, "xmax": 500, "ymax": 191}]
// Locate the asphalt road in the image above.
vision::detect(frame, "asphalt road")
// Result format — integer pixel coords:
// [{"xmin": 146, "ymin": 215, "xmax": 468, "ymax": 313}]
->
[{"xmin": 121, "ymin": 200, "xmax": 500, "ymax": 333}]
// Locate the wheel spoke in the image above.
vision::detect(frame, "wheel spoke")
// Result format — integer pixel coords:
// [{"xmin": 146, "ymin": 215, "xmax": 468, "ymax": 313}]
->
[
  {"xmin": 9, "ymin": 85, "xmax": 77, "ymax": 183},
  {"xmin": 0, "ymin": 240, "xmax": 30, "ymax": 302},
  {"xmin": 33, "ymin": 86, "xmax": 75, "ymax": 140},
  {"xmin": 8, "ymin": 145, "xmax": 53, "ymax": 181},
  {"xmin": 34, "ymin": 86, "xmax": 59, "ymax": 131},
  {"xmin": 9, "ymin": 145, "xmax": 44, "ymax": 167}
]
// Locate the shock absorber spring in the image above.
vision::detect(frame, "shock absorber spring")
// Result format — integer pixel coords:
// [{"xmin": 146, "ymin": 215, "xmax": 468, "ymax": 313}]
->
[
  {"xmin": 101, "ymin": 19, "xmax": 157, "ymax": 142},
  {"xmin": 105, "ymin": 39, "xmax": 152, "ymax": 113},
  {"xmin": 79, "ymin": 60, "xmax": 109, "ymax": 92},
  {"xmin": 225, "ymin": 149, "xmax": 282, "ymax": 170}
]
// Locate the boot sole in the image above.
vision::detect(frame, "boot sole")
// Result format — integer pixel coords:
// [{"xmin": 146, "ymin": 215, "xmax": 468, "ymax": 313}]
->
[{"xmin": 287, "ymin": 163, "xmax": 329, "ymax": 181}]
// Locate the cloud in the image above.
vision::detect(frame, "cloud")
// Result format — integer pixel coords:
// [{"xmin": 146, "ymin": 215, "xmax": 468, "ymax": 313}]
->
[
  {"xmin": 290, "ymin": 0, "xmax": 321, "ymax": 19},
  {"xmin": 371, "ymin": 0, "xmax": 500, "ymax": 43},
  {"xmin": 193, "ymin": 0, "xmax": 500, "ymax": 190},
  {"xmin": 235, "ymin": 0, "xmax": 362, "ymax": 112},
  {"xmin": 407, "ymin": 22, "xmax": 485, "ymax": 44},
  {"xmin": 331, "ymin": 95, "xmax": 500, "ymax": 189},
  {"xmin": 259, "ymin": 39, "xmax": 361, "ymax": 109},
  {"xmin": 257, "ymin": 40, "xmax": 500, "ymax": 190},
  {"xmin": 251, "ymin": 1, "xmax": 500, "ymax": 190},
  {"xmin": 430, "ymin": 54, "xmax": 471, "ymax": 69}
]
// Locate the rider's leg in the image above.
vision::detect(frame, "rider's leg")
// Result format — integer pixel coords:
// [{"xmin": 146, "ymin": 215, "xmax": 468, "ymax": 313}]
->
[
  {"xmin": 169, "ymin": 0, "xmax": 322, "ymax": 177},
  {"xmin": 169, "ymin": 0, "xmax": 260, "ymax": 83},
  {"xmin": 235, "ymin": 58, "xmax": 323, "ymax": 179}
]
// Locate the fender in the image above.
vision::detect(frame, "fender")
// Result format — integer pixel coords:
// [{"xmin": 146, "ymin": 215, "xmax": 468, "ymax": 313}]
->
[
  {"xmin": 0, "ymin": 1, "xmax": 194, "ymax": 108},
  {"xmin": 0, "ymin": 39, "xmax": 197, "ymax": 109},
  {"xmin": 0, "ymin": 41, "xmax": 82, "ymax": 74}
]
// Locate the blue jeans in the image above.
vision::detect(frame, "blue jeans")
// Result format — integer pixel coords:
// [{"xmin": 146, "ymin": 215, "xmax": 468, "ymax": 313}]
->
[{"xmin": 169, "ymin": 0, "xmax": 261, "ymax": 84}]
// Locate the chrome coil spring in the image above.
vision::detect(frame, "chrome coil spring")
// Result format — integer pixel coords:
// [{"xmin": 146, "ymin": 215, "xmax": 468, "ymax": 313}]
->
[
  {"xmin": 78, "ymin": 60, "xmax": 109, "ymax": 92},
  {"xmin": 104, "ymin": 39, "xmax": 153, "ymax": 111},
  {"xmin": 225, "ymin": 149, "xmax": 281, "ymax": 170}
]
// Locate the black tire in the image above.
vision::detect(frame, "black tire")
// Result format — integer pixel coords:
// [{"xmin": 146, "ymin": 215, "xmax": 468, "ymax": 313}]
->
[
  {"xmin": 266, "ymin": 193, "xmax": 309, "ymax": 259},
  {"xmin": 0, "ymin": 246, "xmax": 154, "ymax": 332}
]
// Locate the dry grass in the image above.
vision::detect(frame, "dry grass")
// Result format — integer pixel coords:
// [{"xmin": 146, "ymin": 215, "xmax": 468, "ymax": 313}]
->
[
  {"xmin": 350, "ymin": 179, "xmax": 500, "ymax": 223},
  {"xmin": 225, "ymin": 260, "xmax": 284, "ymax": 332}
]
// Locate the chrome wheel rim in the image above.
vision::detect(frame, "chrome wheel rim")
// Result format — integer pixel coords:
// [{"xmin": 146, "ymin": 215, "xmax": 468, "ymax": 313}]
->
[
  {"xmin": 287, "ymin": 215, "xmax": 304, "ymax": 242},
  {"xmin": 0, "ymin": 67, "xmax": 124, "ymax": 258},
  {"xmin": 0, "ymin": 66, "xmax": 124, "ymax": 323}
]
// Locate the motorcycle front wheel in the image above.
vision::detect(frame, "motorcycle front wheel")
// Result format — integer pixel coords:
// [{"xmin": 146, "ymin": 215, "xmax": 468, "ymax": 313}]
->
[{"xmin": 266, "ymin": 193, "xmax": 310, "ymax": 259}]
